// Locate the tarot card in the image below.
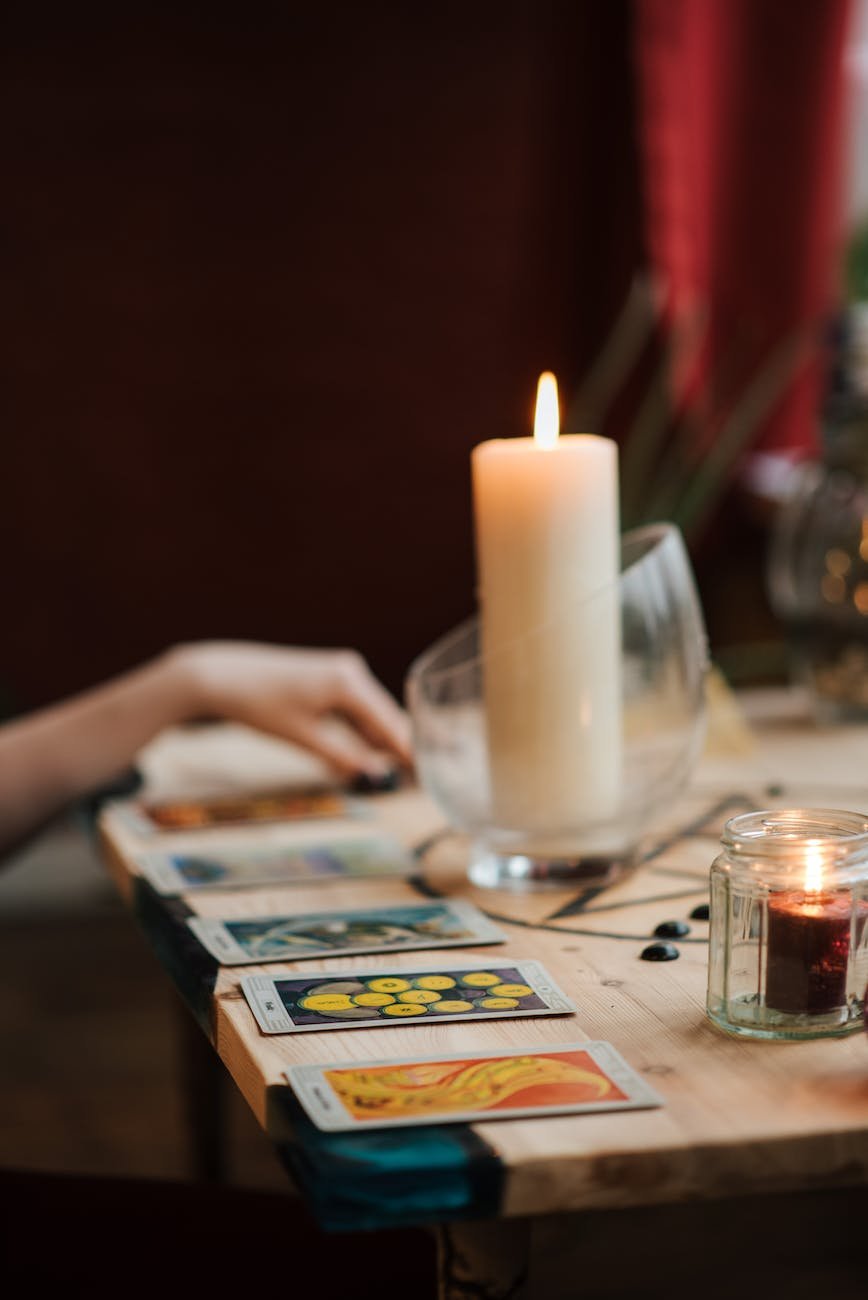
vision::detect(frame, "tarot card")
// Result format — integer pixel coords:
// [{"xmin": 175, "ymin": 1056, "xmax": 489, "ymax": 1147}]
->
[
  {"xmin": 111, "ymin": 786, "xmax": 357, "ymax": 835},
  {"xmin": 241, "ymin": 959, "xmax": 574, "ymax": 1034},
  {"xmin": 133, "ymin": 833, "xmax": 414, "ymax": 896},
  {"xmin": 187, "ymin": 900, "xmax": 505, "ymax": 965},
  {"xmin": 285, "ymin": 1041, "xmax": 663, "ymax": 1130}
]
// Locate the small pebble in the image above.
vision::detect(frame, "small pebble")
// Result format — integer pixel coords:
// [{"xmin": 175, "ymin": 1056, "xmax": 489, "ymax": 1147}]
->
[
  {"xmin": 654, "ymin": 920, "xmax": 690, "ymax": 939},
  {"xmin": 690, "ymin": 903, "xmax": 710, "ymax": 921},
  {"xmin": 640, "ymin": 942, "xmax": 680, "ymax": 962}
]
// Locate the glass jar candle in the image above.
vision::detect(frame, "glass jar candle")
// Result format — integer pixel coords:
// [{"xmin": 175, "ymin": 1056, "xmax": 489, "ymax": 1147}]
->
[{"xmin": 706, "ymin": 809, "xmax": 868, "ymax": 1040}]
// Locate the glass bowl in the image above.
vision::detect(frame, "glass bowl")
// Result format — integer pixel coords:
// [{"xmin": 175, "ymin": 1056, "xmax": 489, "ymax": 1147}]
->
[{"xmin": 405, "ymin": 522, "xmax": 710, "ymax": 890}]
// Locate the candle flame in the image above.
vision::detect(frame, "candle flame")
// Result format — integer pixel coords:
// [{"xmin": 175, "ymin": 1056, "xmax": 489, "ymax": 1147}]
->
[
  {"xmin": 534, "ymin": 371, "xmax": 560, "ymax": 449},
  {"xmin": 803, "ymin": 844, "xmax": 824, "ymax": 894}
]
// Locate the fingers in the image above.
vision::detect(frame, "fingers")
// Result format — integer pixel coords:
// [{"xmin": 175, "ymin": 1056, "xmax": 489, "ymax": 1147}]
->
[
  {"xmin": 287, "ymin": 716, "xmax": 394, "ymax": 780},
  {"xmin": 330, "ymin": 654, "xmax": 414, "ymax": 768},
  {"xmin": 187, "ymin": 643, "xmax": 416, "ymax": 778}
]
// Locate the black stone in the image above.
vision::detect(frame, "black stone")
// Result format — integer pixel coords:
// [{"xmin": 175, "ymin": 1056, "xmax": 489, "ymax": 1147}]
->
[
  {"xmin": 689, "ymin": 903, "xmax": 710, "ymax": 921},
  {"xmin": 654, "ymin": 920, "xmax": 690, "ymax": 939},
  {"xmin": 640, "ymin": 942, "xmax": 680, "ymax": 962}
]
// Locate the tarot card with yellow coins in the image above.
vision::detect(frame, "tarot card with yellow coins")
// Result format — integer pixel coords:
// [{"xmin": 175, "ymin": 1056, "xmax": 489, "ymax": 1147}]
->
[{"xmin": 240, "ymin": 960, "xmax": 573, "ymax": 1034}]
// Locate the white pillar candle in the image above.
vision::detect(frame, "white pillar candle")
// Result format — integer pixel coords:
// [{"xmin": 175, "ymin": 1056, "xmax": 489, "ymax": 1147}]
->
[{"xmin": 471, "ymin": 373, "xmax": 622, "ymax": 850}]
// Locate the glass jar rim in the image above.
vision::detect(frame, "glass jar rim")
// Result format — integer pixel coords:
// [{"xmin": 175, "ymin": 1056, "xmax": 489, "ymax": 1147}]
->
[{"xmin": 721, "ymin": 808, "xmax": 868, "ymax": 866}]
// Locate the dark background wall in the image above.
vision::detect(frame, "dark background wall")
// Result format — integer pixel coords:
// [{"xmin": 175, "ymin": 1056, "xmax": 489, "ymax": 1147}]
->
[{"xmin": 0, "ymin": 2, "xmax": 641, "ymax": 711}]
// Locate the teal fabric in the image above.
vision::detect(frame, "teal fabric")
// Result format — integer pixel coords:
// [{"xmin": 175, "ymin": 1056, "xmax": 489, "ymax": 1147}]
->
[{"xmin": 268, "ymin": 1088, "xmax": 502, "ymax": 1232}]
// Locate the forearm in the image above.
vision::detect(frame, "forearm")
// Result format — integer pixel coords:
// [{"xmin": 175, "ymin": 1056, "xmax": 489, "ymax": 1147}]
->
[
  {"xmin": 0, "ymin": 638, "xmax": 412, "ymax": 864},
  {"xmin": 0, "ymin": 648, "xmax": 201, "ymax": 859}
]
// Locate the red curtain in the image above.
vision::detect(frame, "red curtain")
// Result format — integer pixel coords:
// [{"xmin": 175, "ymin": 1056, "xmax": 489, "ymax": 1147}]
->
[{"xmin": 633, "ymin": 0, "xmax": 853, "ymax": 483}]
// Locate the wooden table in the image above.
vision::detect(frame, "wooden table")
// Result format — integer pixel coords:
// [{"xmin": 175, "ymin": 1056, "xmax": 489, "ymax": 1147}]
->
[{"xmin": 97, "ymin": 686, "xmax": 868, "ymax": 1299}]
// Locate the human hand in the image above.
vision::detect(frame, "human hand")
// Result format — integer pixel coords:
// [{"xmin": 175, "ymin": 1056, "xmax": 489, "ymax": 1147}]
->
[{"xmin": 168, "ymin": 641, "xmax": 413, "ymax": 779}]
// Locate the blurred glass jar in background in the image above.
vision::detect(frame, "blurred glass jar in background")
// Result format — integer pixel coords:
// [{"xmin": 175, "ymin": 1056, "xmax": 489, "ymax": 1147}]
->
[{"xmin": 767, "ymin": 305, "xmax": 868, "ymax": 720}]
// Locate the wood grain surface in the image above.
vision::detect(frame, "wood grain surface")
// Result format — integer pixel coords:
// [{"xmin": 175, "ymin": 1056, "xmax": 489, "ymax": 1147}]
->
[{"xmin": 98, "ymin": 688, "xmax": 868, "ymax": 1221}]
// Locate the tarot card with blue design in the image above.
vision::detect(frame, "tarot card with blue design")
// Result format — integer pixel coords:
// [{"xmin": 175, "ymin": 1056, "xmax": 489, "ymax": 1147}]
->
[
  {"xmin": 187, "ymin": 899, "xmax": 505, "ymax": 964},
  {"xmin": 133, "ymin": 833, "xmax": 414, "ymax": 895}
]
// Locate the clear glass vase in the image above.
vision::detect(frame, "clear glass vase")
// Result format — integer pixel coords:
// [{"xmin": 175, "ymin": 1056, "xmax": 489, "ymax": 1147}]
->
[
  {"xmin": 405, "ymin": 522, "xmax": 709, "ymax": 890},
  {"xmin": 767, "ymin": 306, "xmax": 868, "ymax": 720}
]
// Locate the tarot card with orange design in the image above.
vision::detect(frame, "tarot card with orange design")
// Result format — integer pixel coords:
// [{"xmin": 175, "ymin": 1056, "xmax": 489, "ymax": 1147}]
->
[
  {"xmin": 285, "ymin": 1041, "xmax": 663, "ymax": 1130},
  {"xmin": 112, "ymin": 786, "xmax": 357, "ymax": 835}
]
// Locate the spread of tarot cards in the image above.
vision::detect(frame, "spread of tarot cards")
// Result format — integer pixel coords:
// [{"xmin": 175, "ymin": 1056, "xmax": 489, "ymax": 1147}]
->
[
  {"xmin": 110, "ymin": 785, "xmax": 362, "ymax": 836},
  {"xmin": 132, "ymin": 832, "xmax": 415, "ymax": 895},
  {"xmin": 188, "ymin": 900, "xmax": 505, "ymax": 965},
  {"xmin": 285, "ymin": 1040, "xmax": 663, "ymax": 1130},
  {"xmin": 240, "ymin": 959, "xmax": 574, "ymax": 1034}
]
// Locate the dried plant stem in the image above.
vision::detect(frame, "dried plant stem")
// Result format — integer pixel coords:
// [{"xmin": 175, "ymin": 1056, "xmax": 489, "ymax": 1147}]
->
[
  {"xmin": 619, "ymin": 303, "xmax": 708, "ymax": 527},
  {"xmin": 671, "ymin": 330, "xmax": 814, "ymax": 540},
  {"xmin": 565, "ymin": 273, "xmax": 659, "ymax": 429}
]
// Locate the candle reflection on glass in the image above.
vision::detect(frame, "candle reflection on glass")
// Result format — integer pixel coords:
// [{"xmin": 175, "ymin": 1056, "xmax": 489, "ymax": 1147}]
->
[{"xmin": 765, "ymin": 845, "xmax": 851, "ymax": 1015}]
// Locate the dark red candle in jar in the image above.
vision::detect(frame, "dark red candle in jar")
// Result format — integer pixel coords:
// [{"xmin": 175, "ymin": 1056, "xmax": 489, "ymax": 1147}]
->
[{"xmin": 765, "ymin": 890, "xmax": 851, "ymax": 1014}]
